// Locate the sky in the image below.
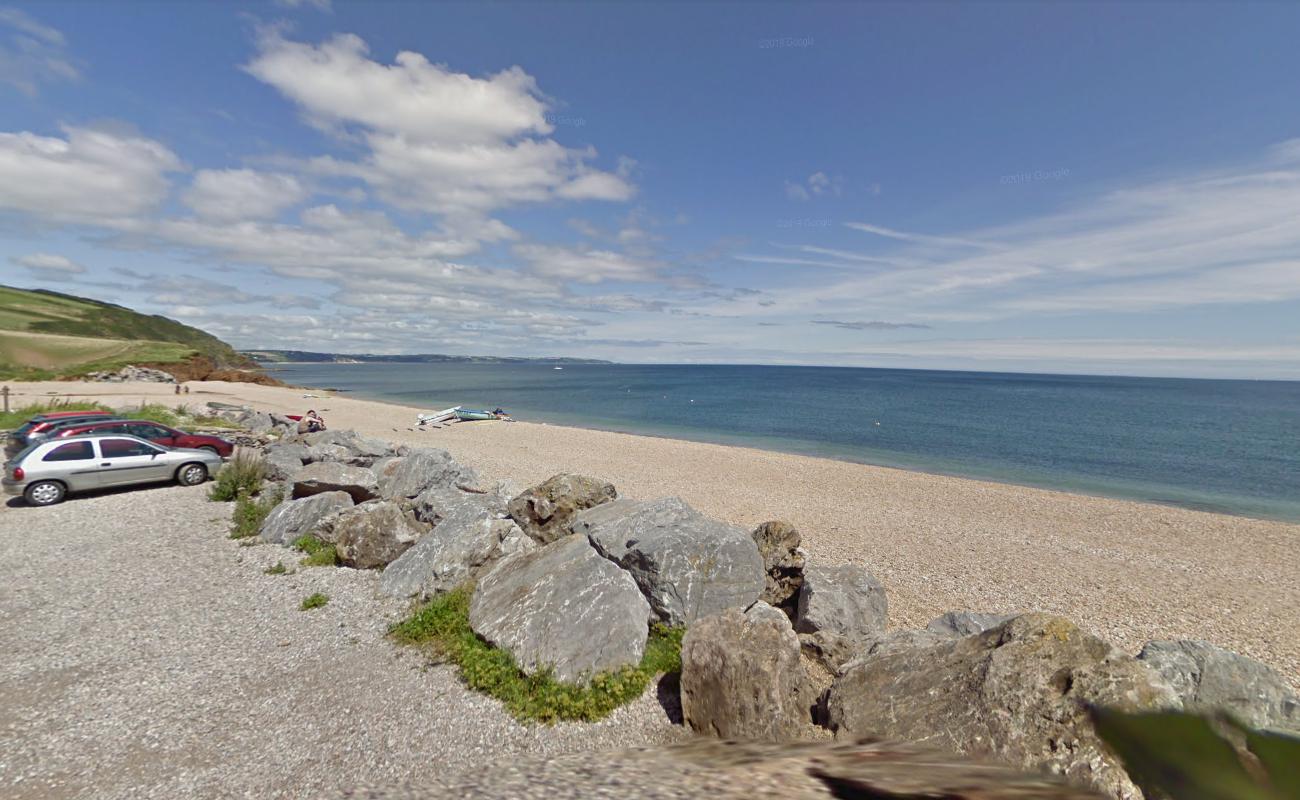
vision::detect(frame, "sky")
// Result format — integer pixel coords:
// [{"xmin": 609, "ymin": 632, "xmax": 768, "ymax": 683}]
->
[{"xmin": 1, "ymin": 1, "xmax": 1299, "ymax": 379}]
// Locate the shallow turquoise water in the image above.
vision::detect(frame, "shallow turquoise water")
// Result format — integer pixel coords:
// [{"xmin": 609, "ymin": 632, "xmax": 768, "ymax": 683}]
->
[{"xmin": 270, "ymin": 363, "xmax": 1300, "ymax": 522}]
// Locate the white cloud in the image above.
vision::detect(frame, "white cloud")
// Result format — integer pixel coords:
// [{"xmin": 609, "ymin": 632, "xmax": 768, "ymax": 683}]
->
[
  {"xmin": 842, "ymin": 221, "xmax": 995, "ymax": 249},
  {"xmin": 0, "ymin": 7, "xmax": 78, "ymax": 95},
  {"xmin": 9, "ymin": 252, "xmax": 84, "ymax": 274},
  {"xmin": 183, "ymin": 168, "xmax": 306, "ymax": 222},
  {"xmin": 244, "ymin": 31, "xmax": 633, "ymax": 221},
  {"xmin": 513, "ymin": 243, "xmax": 662, "ymax": 284},
  {"xmin": 273, "ymin": 0, "xmax": 332, "ymax": 11},
  {"xmin": 0, "ymin": 125, "xmax": 181, "ymax": 222},
  {"xmin": 785, "ymin": 171, "xmax": 843, "ymax": 201}
]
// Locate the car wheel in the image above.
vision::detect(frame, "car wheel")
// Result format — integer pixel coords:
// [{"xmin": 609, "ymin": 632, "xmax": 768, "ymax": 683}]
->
[
  {"xmin": 24, "ymin": 480, "xmax": 66, "ymax": 507},
  {"xmin": 177, "ymin": 463, "xmax": 209, "ymax": 486}
]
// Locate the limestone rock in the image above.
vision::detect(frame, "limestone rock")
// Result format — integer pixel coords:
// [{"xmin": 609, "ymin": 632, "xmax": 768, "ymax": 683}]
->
[
  {"xmin": 329, "ymin": 501, "xmax": 427, "ymax": 569},
  {"xmin": 574, "ymin": 497, "xmax": 765, "ymax": 626},
  {"xmin": 927, "ymin": 610, "xmax": 1015, "ymax": 638},
  {"xmin": 469, "ymin": 535, "xmax": 651, "ymax": 684},
  {"xmin": 795, "ymin": 563, "xmax": 887, "ymax": 670},
  {"xmin": 261, "ymin": 442, "xmax": 310, "ymax": 482},
  {"xmin": 751, "ymin": 520, "xmax": 805, "ymax": 608},
  {"xmin": 377, "ymin": 449, "xmax": 478, "ymax": 501},
  {"xmin": 827, "ymin": 614, "xmax": 1180, "ymax": 799},
  {"xmin": 1137, "ymin": 639, "xmax": 1300, "ymax": 732},
  {"xmin": 291, "ymin": 461, "xmax": 378, "ymax": 503},
  {"xmin": 680, "ymin": 602, "xmax": 815, "ymax": 741},
  {"xmin": 258, "ymin": 491, "xmax": 354, "ymax": 545},
  {"xmin": 300, "ymin": 429, "xmax": 392, "ymax": 466},
  {"xmin": 304, "ymin": 443, "xmax": 352, "ymax": 464},
  {"xmin": 412, "ymin": 484, "xmax": 508, "ymax": 526},
  {"xmin": 507, "ymin": 473, "xmax": 618, "ymax": 544},
  {"xmin": 380, "ymin": 499, "xmax": 521, "ymax": 599}
]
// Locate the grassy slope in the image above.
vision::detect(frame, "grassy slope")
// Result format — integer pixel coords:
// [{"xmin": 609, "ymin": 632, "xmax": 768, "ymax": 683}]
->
[{"xmin": 0, "ymin": 285, "xmax": 251, "ymax": 379}]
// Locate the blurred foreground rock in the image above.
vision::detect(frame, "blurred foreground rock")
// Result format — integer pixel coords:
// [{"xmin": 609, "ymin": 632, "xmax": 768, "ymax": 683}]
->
[{"xmin": 335, "ymin": 738, "xmax": 1104, "ymax": 799}]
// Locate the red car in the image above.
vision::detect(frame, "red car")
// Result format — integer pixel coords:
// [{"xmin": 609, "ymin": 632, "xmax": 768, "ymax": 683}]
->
[
  {"xmin": 5, "ymin": 410, "xmax": 119, "ymax": 458},
  {"xmin": 51, "ymin": 419, "xmax": 234, "ymax": 457}
]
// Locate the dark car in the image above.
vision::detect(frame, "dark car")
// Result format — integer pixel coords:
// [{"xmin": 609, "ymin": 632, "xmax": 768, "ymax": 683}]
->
[
  {"xmin": 50, "ymin": 419, "xmax": 234, "ymax": 457},
  {"xmin": 5, "ymin": 411, "xmax": 120, "ymax": 458}
]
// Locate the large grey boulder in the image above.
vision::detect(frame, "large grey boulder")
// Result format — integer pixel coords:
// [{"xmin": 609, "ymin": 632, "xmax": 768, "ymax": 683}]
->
[
  {"xmin": 469, "ymin": 535, "xmax": 651, "ymax": 684},
  {"xmin": 304, "ymin": 443, "xmax": 353, "ymax": 464},
  {"xmin": 327, "ymin": 501, "xmax": 427, "ymax": 569},
  {"xmin": 574, "ymin": 497, "xmax": 765, "ymax": 626},
  {"xmin": 507, "ymin": 473, "xmax": 617, "ymax": 544},
  {"xmin": 827, "ymin": 613, "xmax": 1180, "ymax": 800},
  {"xmin": 377, "ymin": 449, "xmax": 478, "ymax": 500},
  {"xmin": 261, "ymin": 442, "xmax": 310, "ymax": 482},
  {"xmin": 258, "ymin": 491, "xmax": 354, "ymax": 545},
  {"xmin": 380, "ymin": 498, "xmax": 523, "ymax": 599},
  {"xmin": 795, "ymin": 563, "xmax": 887, "ymax": 670},
  {"xmin": 1137, "ymin": 640, "xmax": 1300, "ymax": 732},
  {"xmin": 291, "ymin": 461, "xmax": 379, "ymax": 503},
  {"xmin": 412, "ymin": 484, "xmax": 509, "ymax": 526},
  {"xmin": 680, "ymin": 602, "xmax": 815, "ymax": 741},
  {"xmin": 241, "ymin": 411, "xmax": 275, "ymax": 434},
  {"xmin": 927, "ymin": 610, "xmax": 1014, "ymax": 638},
  {"xmin": 300, "ymin": 429, "xmax": 392, "ymax": 466},
  {"xmin": 751, "ymin": 520, "xmax": 805, "ymax": 609}
]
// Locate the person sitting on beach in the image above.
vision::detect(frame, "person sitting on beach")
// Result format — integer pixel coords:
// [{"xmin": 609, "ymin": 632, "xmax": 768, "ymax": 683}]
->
[{"xmin": 297, "ymin": 410, "xmax": 326, "ymax": 434}]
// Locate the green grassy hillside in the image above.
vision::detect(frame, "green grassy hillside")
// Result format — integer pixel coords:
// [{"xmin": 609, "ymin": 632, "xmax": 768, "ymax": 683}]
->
[{"xmin": 0, "ymin": 285, "xmax": 252, "ymax": 380}]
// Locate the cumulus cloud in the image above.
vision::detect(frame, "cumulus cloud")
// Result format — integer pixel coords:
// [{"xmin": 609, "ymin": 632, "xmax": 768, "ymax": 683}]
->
[
  {"xmin": 9, "ymin": 252, "xmax": 85, "ymax": 274},
  {"xmin": 244, "ymin": 31, "xmax": 633, "ymax": 221},
  {"xmin": 0, "ymin": 6, "xmax": 78, "ymax": 96},
  {"xmin": 183, "ymin": 168, "xmax": 306, "ymax": 222},
  {"xmin": 785, "ymin": 171, "xmax": 842, "ymax": 201},
  {"xmin": 0, "ymin": 125, "xmax": 181, "ymax": 221}
]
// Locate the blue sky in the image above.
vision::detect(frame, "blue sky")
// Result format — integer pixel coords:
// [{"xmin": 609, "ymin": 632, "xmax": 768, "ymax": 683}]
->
[{"xmin": 2, "ymin": 1, "xmax": 1299, "ymax": 378}]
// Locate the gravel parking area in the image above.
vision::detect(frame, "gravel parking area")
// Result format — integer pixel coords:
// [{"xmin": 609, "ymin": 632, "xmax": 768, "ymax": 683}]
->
[{"xmin": 0, "ymin": 483, "xmax": 684, "ymax": 799}]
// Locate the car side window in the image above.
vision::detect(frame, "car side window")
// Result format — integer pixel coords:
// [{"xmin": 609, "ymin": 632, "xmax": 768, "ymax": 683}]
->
[
  {"xmin": 100, "ymin": 438, "xmax": 162, "ymax": 458},
  {"xmin": 129, "ymin": 424, "xmax": 167, "ymax": 439},
  {"xmin": 42, "ymin": 441, "xmax": 95, "ymax": 462}
]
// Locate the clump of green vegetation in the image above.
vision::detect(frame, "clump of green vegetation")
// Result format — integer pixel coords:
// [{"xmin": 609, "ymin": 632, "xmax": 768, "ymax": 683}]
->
[
  {"xmin": 264, "ymin": 561, "xmax": 287, "ymax": 575},
  {"xmin": 208, "ymin": 448, "xmax": 266, "ymax": 501},
  {"xmin": 294, "ymin": 533, "xmax": 339, "ymax": 567},
  {"xmin": 1092, "ymin": 707, "xmax": 1300, "ymax": 800},
  {"xmin": 230, "ymin": 485, "xmax": 283, "ymax": 539},
  {"xmin": 0, "ymin": 399, "xmax": 113, "ymax": 430},
  {"xmin": 390, "ymin": 585, "xmax": 685, "ymax": 723},
  {"xmin": 300, "ymin": 592, "xmax": 329, "ymax": 610}
]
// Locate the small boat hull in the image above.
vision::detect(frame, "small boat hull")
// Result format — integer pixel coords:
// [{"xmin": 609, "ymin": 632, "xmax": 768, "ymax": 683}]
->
[{"xmin": 454, "ymin": 409, "xmax": 497, "ymax": 422}]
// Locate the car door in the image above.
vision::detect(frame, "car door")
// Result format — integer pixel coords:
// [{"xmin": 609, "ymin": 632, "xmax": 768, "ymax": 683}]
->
[
  {"xmin": 96, "ymin": 438, "xmax": 171, "ymax": 487},
  {"xmin": 36, "ymin": 440, "xmax": 101, "ymax": 491}
]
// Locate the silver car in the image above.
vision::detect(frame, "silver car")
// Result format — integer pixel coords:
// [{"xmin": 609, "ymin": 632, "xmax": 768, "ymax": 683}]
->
[{"xmin": 2, "ymin": 434, "xmax": 223, "ymax": 506}]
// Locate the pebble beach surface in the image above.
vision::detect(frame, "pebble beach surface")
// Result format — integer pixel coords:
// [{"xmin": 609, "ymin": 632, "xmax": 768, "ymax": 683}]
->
[
  {"xmin": 0, "ymin": 484, "xmax": 683, "ymax": 799},
  {"xmin": 2, "ymin": 378, "xmax": 1297, "ymax": 796}
]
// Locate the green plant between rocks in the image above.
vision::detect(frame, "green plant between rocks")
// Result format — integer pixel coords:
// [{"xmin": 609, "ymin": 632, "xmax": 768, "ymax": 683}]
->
[
  {"xmin": 300, "ymin": 592, "xmax": 329, "ymax": 610},
  {"xmin": 390, "ymin": 584, "xmax": 685, "ymax": 724},
  {"xmin": 293, "ymin": 533, "xmax": 339, "ymax": 567},
  {"xmin": 264, "ymin": 561, "xmax": 287, "ymax": 575},
  {"xmin": 208, "ymin": 448, "xmax": 266, "ymax": 502},
  {"xmin": 230, "ymin": 485, "xmax": 283, "ymax": 539},
  {"xmin": 1092, "ymin": 707, "xmax": 1300, "ymax": 800}
]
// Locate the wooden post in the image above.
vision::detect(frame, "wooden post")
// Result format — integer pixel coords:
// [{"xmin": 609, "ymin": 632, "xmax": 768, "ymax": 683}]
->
[{"xmin": 2, "ymin": 385, "xmax": 8, "ymax": 414}]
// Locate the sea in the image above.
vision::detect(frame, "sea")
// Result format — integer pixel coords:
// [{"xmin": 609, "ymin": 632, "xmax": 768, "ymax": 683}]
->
[{"xmin": 267, "ymin": 362, "xmax": 1300, "ymax": 523}]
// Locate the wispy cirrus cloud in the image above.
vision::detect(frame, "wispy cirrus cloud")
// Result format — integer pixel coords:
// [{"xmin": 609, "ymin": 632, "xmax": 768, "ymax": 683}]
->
[
  {"xmin": 0, "ymin": 6, "xmax": 78, "ymax": 96},
  {"xmin": 811, "ymin": 319, "xmax": 931, "ymax": 331}
]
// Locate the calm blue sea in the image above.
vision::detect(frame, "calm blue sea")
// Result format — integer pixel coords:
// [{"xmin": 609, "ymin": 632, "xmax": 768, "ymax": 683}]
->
[{"xmin": 268, "ymin": 363, "xmax": 1300, "ymax": 522}]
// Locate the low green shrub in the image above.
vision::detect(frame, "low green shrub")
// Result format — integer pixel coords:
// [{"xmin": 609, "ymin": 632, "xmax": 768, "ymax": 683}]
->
[
  {"xmin": 293, "ymin": 533, "xmax": 339, "ymax": 567},
  {"xmin": 264, "ymin": 561, "xmax": 287, "ymax": 575},
  {"xmin": 208, "ymin": 447, "xmax": 266, "ymax": 501},
  {"xmin": 300, "ymin": 592, "xmax": 329, "ymax": 610},
  {"xmin": 230, "ymin": 485, "xmax": 283, "ymax": 539},
  {"xmin": 390, "ymin": 585, "xmax": 685, "ymax": 723}
]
